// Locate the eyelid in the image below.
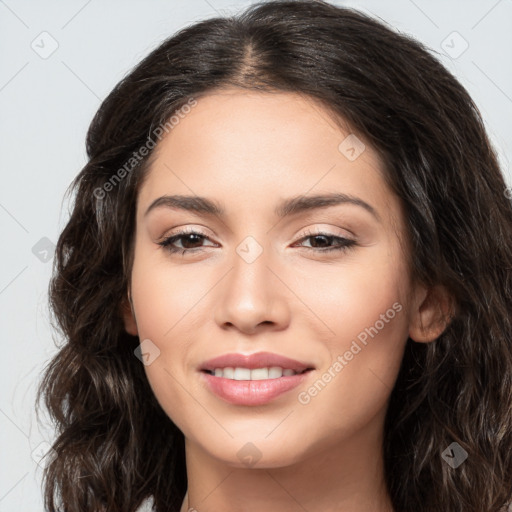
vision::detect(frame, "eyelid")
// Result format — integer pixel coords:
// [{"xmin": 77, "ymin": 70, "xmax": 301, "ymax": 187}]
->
[
  {"xmin": 297, "ymin": 226, "xmax": 354, "ymax": 240},
  {"xmin": 157, "ymin": 225, "xmax": 213, "ymax": 240},
  {"xmin": 156, "ymin": 226, "xmax": 214, "ymax": 245}
]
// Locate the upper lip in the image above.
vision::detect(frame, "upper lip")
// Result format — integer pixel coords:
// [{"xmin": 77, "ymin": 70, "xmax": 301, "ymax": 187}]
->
[{"xmin": 200, "ymin": 351, "xmax": 315, "ymax": 372}]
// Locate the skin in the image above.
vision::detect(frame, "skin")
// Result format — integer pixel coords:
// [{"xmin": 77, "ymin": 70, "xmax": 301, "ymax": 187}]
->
[{"xmin": 123, "ymin": 88, "xmax": 451, "ymax": 512}]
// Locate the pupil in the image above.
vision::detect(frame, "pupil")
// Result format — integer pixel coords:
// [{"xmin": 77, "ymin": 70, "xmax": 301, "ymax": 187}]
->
[
  {"xmin": 183, "ymin": 234, "xmax": 202, "ymax": 248},
  {"xmin": 311, "ymin": 235, "xmax": 331, "ymax": 248}
]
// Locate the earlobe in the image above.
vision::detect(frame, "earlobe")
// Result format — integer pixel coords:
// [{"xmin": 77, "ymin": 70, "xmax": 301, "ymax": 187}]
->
[
  {"xmin": 121, "ymin": 291, "xmax": 139, "ymax": 336},
  {"xmin": 408, "ymin": 284, "xmax": 454, "ymax": 343}
]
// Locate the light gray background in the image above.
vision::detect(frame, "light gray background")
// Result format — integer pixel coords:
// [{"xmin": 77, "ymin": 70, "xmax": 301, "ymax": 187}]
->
[{"xmin": 1, "ymin": 1, "xmax": 511, "ymax": 510}]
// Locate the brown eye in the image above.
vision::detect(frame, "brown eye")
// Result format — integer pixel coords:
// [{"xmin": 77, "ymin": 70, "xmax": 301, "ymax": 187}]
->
[
  {"xmin": 295, "ymin": 231, "xmax": 356, "ymax": 253},
  {"xmin": 157, "ymin": 229, "xmax": 216, "ymax": 255}
]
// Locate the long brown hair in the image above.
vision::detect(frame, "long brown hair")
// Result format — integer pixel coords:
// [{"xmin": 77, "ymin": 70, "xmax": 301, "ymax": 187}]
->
[{"xmin": 36, "ymin": 1, "xmax": 512, "ymax": 510}]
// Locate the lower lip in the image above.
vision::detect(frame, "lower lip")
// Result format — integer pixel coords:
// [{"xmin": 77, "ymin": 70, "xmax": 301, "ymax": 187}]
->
[{"xmin": 200, "ymin": 370, "xmax": 313, "ymax": 406}]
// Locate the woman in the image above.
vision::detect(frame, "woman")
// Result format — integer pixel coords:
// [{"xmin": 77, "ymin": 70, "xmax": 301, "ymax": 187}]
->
[{"xmin": 36, "ymin": 1, "xmax": 512, "ymax": 511}]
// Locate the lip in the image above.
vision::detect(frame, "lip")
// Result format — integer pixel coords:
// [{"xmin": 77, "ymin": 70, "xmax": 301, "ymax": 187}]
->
[
  {"xmin": 198, "ymin": 351, "xmax": 315, "ymax": 406},
  {"xmin": 199, "ymin": 351, "xmax": 315, "ymax": 373},
  {"xmin": 200, "ymin": 370, "xmax": 313, "ymax": 406}
]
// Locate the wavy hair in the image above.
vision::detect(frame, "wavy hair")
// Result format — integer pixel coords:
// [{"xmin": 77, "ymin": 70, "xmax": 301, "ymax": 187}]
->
[{"xmin": 36, "ymin": 1, "xmax": 512, "ymax": 510}]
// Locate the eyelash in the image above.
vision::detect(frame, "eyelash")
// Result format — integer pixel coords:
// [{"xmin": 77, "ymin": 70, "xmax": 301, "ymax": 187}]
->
[{"xmin": 157, "ymin": 228, "xmax": 357, "ymax": 255}]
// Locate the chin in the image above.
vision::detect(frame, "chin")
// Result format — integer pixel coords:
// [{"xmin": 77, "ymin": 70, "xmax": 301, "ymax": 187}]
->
[{"xmin": 201, "ymin": 435, "xmax": 307, "ymax": 470}]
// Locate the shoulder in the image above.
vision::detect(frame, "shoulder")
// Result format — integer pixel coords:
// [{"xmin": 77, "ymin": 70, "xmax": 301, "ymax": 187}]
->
[{"xmin": 135, "ymin": 496, "xmax": 155, "ymax": 512}]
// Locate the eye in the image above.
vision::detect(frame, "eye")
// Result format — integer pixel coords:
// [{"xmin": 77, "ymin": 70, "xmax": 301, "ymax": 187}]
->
[
  {"xmin": 157, "ymin": 229, "xmax": 216, "ymax": 255},
  {"xmin": 293, "ymin": 229, "xmax": 357, "ymax": 253},
  {"xmin": 157, "ymin": 228, "xmax": 356, "ymax": 256}
]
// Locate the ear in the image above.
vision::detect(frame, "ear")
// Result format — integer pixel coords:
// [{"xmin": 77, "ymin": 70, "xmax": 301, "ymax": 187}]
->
[
  {"xmin": 408, "ymin": 283, "xmax": 454, "ymax": 343},
  {"xmin": 121, "ymin": 290, "xmax": 138, "ymax": 336}
]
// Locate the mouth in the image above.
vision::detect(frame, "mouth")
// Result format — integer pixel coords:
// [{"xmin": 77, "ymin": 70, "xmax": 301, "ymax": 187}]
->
[
  {"xmin": 201, "ymin": 367, "xmax": 314, "ymax": 380},
  {"xmin": 199, "ymin": 351, "xmax": 315, "ymax": 376},
  {"xmin": 198, "ymin": 351, "xmax": 315, "ymax": 406}
]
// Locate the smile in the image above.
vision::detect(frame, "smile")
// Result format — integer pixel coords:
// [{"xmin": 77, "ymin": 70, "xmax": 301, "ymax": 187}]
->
[{"xmin": 203, "ymin": 366, "xmax": 310, "ymax": 380}]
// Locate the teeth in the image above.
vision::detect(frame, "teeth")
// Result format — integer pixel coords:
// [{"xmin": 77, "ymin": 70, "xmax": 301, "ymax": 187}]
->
[
  {"xmin": 222, "ymin": 367, "xmax": 234, "ymax": 379},
  {"xmin": 250, "ymin": 368, "xmax": 269, "ymax": 380},
  {"xmin": 268, "ymin": 366, "xmax": 283, "ymax": 379},
  {"xmin": 233, "ymin": 368, "xmax": 251, "ymax": 380},
  {"xmin": 209, "ymin": 366, "xmax": 300, "ymax": 380}
]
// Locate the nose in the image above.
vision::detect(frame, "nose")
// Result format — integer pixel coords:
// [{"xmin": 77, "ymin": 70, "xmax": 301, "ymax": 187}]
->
[{"xmin": 213, "ymin": 246, "xmax": 291, "ymax": 335}]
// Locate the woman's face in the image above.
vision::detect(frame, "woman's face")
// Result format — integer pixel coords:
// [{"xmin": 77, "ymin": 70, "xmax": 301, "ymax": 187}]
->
[{"xmin": 125, "ymin": 88, "xmax": 427, "ymax": 468}]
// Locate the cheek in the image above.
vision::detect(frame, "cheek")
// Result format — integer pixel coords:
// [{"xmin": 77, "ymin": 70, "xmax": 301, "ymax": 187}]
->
[
  {"xmin": 294, "ymin": 246, "xmax": 409, "ymax": 428},
  {"xmin": 297, "ymin": 239, "xmax": 408, "ymax": 345},
  {"xmin": 129, "ymin": 239, "xmax": 209, "ymax": 340},
  {"xmin": 130, "ymin": 281, "xmax": 197, "ymax": 435},
  {"xmin": 127, "ymin": 247, "xmax": 196, "ymax": 425}
]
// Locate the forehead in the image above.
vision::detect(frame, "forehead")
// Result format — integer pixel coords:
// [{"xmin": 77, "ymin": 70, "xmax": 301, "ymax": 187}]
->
[{"xmin": 137, "ymin": 89, "xmax": 399, "ymax": 225}]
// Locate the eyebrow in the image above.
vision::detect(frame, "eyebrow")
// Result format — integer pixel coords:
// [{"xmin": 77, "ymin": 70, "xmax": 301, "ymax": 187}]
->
[{"xmin": 144, "ymin": 193, "xmax": 380, "ymax": 222}]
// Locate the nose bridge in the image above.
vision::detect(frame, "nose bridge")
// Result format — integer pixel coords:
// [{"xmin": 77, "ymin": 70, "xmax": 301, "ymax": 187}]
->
[
  {"xmin": 214, "ymin": 233, "xmax": 289, "ymax": 332},
  {"xmin": 229, "ymin": 234, "xmax": 274, "ymax": 304}
]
